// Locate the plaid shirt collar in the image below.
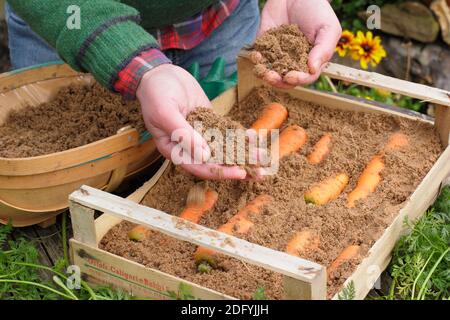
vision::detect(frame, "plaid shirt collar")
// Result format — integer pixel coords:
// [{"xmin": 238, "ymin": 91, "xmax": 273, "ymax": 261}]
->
[{"xmin": 115, "ymin": 0, "xmax": 240, "ymax": 99}]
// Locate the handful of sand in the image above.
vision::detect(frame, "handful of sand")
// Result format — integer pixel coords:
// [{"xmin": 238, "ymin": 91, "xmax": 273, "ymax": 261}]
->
[
  {"xmin": 251, "ymin": 24, "xmax": 313, "ymax": 78},
  {"xmin": 186, "ymin": 107, "xmax": 261, "ymax": 176}
]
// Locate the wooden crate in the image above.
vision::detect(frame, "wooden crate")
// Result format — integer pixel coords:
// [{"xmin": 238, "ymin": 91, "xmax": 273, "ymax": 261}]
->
[
  {"xmin": 69, "ymin": 53, "xmax": 450, "ymax": 300},
  {"xmin": 0, "ymin": 63, "xmax": 160, "ymax": 227}
]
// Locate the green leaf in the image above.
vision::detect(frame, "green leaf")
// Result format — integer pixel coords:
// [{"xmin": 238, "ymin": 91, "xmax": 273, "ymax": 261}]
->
[
  {"xmin": 338, "ymin": 281, "xmax": 356, "ymax": 300},
  {"xmin": 253, "ymin": 287, "xmax": 267, "ymax": 300}
]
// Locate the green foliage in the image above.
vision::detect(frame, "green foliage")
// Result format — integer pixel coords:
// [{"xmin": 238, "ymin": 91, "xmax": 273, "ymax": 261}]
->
[
  {"xmin": 313, "ymin": 76, "xmax": 425, "ymax": 113},
  {"xmin": 0, "ymin": 222, "xmax": 130, "ymax": 300},
  {"xmin": 167, "ymin": 282, "xmax": 197, "ymax": 300},
  {"xmin": 197, "ymin": 262, "xmax": 213, "ymax": 274},
  {"xmin": 386, "ymin": 186, "xmax": 450, "ymax": 300},
  {"xmin": 330, "ymin": 0, "xmax": 403, "ymax": 31},
  {"xmin": 338, "ymin": 281, "xmax": 356, "ymax": 300},
  {"xmin": 253, "ymin": 287, "xmax": 267, "ymax": 300}
]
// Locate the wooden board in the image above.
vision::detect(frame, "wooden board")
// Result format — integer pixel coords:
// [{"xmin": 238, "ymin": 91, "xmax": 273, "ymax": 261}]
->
[
  {"xmin": 70, "ymin": 239, "xmax": 235, "ymax": 300},
  {"xmin": 70, "ymin": 186, "xmax": 327, "ymax": 300}
]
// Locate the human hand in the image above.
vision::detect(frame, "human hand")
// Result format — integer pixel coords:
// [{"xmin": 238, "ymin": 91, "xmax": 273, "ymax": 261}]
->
[
  {"xmin": 137, "ymin": 64, "xmax": 248, "ymax": 180},
  {"xmin": 256, "ymin": 0, "xmax": 342, "ymax": 88}
]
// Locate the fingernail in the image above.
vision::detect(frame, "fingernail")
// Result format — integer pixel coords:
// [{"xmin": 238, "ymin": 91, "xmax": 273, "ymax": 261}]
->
[
  {"xmin": 312, "ymin": 60, "xmax": 322, "ymax": 74},
  {"xmin": 202, "ymin": 147, "xmax": 211, "ymax": 162}
]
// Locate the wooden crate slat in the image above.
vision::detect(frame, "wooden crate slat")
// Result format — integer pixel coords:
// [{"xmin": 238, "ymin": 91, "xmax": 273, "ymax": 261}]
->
[
  {"xmin": 322, "ymin": 63, "xmax": 450, "ymax": 107},
  {"xmin": 71, "ymin": 239, "xmax": 237, "ymax": 300},
  {"xmin": 69, "ymin": 186, "xmax": 326, "ymax": 286},
  {"xmin": 239, "ymin": 50, "xmax": 450, "ymax": 107}
]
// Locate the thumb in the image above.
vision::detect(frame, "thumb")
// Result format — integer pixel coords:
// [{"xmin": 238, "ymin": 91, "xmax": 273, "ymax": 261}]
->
[
  {"xmin": 308, "ymin": 24, "xmax": 342, "ymax": 74},
  {"xmin": 164, "ymin": 111, "xmax": 211, "ymax": 165}
]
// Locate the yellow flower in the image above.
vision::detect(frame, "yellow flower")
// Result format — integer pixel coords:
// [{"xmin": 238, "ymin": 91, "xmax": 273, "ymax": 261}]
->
[
  {"xmin": 350, "ymin": 31, "xmax": 387, "ymax": 69},
  {"xmin": 375, "ymin": 88, "xmax": 391, "ymax": 97},
  {"xmin": 335, "ymin": 30, "xmax": 354, "ymax": 57}
]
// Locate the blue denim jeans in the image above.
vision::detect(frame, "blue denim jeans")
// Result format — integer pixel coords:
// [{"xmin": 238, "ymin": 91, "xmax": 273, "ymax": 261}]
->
[{"xmin": 5, "ymin": 0, "xmax": 259, "ymax": 77}]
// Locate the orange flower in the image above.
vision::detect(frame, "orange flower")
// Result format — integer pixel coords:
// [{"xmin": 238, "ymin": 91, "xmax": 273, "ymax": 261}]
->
[
  {"xmin": 350, "ymin": 31, "xmax": 387, "ymax": 69},
  {"xmin": 336, "ymin": 30, "xmax": 354, "ymax": 57}
]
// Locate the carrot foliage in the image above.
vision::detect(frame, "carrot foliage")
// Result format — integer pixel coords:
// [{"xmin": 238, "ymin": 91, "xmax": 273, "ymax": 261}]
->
[
  {"xmin": 0, "ymin": 220, "xmax": 130, "ymax": 300},
  {"xmin": 388, "ymin": 186, "xmax": 450, "ymax": 300}
]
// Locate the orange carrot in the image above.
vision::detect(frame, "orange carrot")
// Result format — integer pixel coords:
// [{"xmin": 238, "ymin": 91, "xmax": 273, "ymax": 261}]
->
[
  {"xmin": 128, "ymin": 186, "xmax": 218, "ymax": 242},
  {"xmin": 347, "ymin": 132, "xmax": 408, "ymax": 208},
  {"xmin": 347, "ymin": 155, "xmax": 384, "ymax": 208},
  {"xmin": 194, "ymin": 194, "xmax": 272, "ymax": 267},
  {"xmin": 307, "ymin": 133, "xmax": 332, "ymax": 164},
  {"xmin": 304, "ymin": 173, "xmax": 349, "ymax": 205},
  {"xmin": 272, "ymin": 125, "xmax": 307, "ymax": 160},
  {"xmin": 384, "ymin": 132, "xmax": 408, "ymax": 152},
  {"xmin": 128, "ymin": 225, "xmax": 151, "ymax": 242},
  {"xmin": 180, "ymin": 189, "xmax": 218, "ymax": 224},
  {"xmin": 328, "ymin": 245, "xmax": 360, "ymax": 278},
  {"xmin": 251, "ymin": 103, "xmax": 288, "ymax": 133},
  {"xmin": 286, "ymin": 230, "xmax": 320, "ymax": 256}
]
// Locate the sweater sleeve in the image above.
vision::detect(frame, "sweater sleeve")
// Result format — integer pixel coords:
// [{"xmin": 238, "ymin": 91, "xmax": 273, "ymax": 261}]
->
[{"xmin": 8, "ymin": 0, "xmax": 166, "ymax": 89}]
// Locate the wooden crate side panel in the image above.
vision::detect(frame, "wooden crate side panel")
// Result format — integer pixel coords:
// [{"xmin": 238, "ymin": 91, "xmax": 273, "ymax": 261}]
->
[
  {"xmin": 238, "ymin": 53, "xmax": 449, "ymax": 146},
  {"xmin": 435, "ymin": 105, "xmax": 450, "ymax": 147},
  {"xmin": 333, "ymin": 145, "xmax": 450, "ymax": 300},
  {"xmin": 277, "ymin": 86, "xmax": 433, "ymax": 123},
  {"xmin": 322, "ymin": 62, "xmax": 450, "ymax": 107},
  {"xmin": 70, "ymin": 186, "xmax": 326, "ymax": 287},
  {"xmin": 238, "ymin": 51, "xmax": 450, "ymax": 107},
  {"xmin": 70, "ymin": 240, "xmax": 235, "ymax": 300},
  {"xmin": 237, "ymin": 56, "xmax": 433, "ymax": 123},
  {"xmin": 211, "ymin": 86, "xmax": 237, "ymax": 115}
]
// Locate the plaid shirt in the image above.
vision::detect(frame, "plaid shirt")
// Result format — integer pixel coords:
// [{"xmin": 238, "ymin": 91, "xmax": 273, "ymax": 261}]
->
[{"xmin": 114, "ymin": 0, "xmax": 240, "ymax": 99}]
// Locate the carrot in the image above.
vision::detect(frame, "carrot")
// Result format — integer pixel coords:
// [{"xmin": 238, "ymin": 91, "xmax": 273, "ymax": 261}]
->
[
  {"xmin": 286, "ymin": 230, "xmax": 320, "ymax": 256},
  {"xmin": 384, "ymin": 132, "xmax": 408, "ymax": 153},
  {"xmin": 347, "ymin": 132, "xmax": 408, "ymax": 208},
  {"xmin": 194, "ymin": 194, "xmax": 272, "ymax": 267},
  {"xmin": 272, "ymin": 125, "xmax": 307, "ymax": 160},
  {"xmin": 251, "ymin": 103, "xmax": 288, "ymax": 133},
  {"xmin": 347, "ymin": 155, "xmax": 384, "ymax": 208},
  {"xmin": 328, "ymin": 245, "xmax": 360, "ymax": 278},
  {"xmin": 128, "ymin": 185, "xmax": 218, "ymax": 242},
  {"xmin": 128, "ymin": 225, "xmax": 151, "ymax": 242},
  {"xmin": 307, "ymin": 134, "xmax": 332, "ymax": 164},
  {"xmin": 304, "ymin": 173, "xmax": 349, "ymax": 205},
  {"xmin": 180, "ymin": 188, "xmax": 218, "ymax": 224}
]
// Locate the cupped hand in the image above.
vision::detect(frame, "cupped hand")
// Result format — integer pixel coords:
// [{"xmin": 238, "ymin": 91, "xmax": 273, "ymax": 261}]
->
[
  {"xmin": 137, "ymin": 64, "xmax": 248, "ymax": 180},
  {"xmin": 256, "ymin": 0, "xmax": 342, "ymax": 88}
]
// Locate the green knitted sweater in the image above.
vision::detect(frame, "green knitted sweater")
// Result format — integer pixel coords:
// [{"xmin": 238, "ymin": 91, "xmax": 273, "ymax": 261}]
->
[{"xmin": 8, "ymin": 0, "xmax": 217, "ymax": 88}]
